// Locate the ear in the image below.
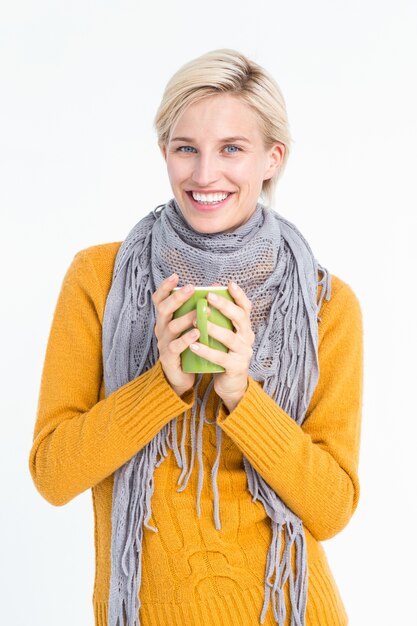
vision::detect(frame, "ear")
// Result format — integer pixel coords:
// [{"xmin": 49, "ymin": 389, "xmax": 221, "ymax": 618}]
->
[
  {"xmin": 159, "ymin": 143, "xmax": 167, "ymax": 162},
  {"xmin": 263, "ymin": 143, "xmax": 285, "ymax": 180}
]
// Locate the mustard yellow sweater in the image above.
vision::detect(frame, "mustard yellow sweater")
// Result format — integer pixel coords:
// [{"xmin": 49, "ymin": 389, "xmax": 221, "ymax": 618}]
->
[{"xmin": 29, "ymin": 242, "xmax": 363, "ymax": 626}]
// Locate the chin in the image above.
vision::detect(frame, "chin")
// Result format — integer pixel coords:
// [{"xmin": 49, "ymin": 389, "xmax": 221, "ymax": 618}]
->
[{"xmin": 190, "ymin": 219, "xmax": 233, "ymax": 234}]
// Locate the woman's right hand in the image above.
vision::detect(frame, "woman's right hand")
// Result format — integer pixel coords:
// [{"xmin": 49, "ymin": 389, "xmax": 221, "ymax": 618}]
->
[{"xmin": 151, "ymin": 274, "xmax": 200, "ymax": 398}]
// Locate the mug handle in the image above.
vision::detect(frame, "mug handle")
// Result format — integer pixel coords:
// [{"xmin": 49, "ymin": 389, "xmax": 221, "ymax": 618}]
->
[{"xmin": 196, "ymin": 298, "xmax": 209, "ymax": 345}]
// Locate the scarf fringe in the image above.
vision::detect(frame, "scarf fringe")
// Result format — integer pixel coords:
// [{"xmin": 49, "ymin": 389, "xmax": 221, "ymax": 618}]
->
[
  {"xmin": 168, "ymin": 375, "xmax": 223, "ymax": 529},
  {"xmin": 259, "ymin": 519, "xmax": 308, "ymax": 626}
]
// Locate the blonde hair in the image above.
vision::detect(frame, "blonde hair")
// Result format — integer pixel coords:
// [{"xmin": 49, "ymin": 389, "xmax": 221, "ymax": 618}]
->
[{"xmin": 153, "ymin": 48, "xmax": 292, "ymax": 207}]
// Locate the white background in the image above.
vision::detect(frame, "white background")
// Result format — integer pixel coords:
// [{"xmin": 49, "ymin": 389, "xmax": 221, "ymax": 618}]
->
[{"xmin": 1, "ymin": 1, "xmax": 416, "ymax": 624}]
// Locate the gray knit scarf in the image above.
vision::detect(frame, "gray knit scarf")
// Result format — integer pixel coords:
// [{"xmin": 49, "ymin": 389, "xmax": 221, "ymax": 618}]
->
[{"xmin": 102, "ymin": 197, "xmax": 331, "ymax": 626}]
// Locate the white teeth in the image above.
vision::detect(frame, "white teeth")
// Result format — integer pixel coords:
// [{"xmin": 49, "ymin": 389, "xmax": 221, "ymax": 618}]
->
[{"xmin": 191, "ymin": 191, "xmax": 230, "ymax": 203}]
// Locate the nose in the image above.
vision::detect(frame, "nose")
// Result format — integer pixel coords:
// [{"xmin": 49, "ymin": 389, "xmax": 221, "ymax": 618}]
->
[{"xmin": 191, "ymin": 153, "xmax": 220, "ymax": 187}]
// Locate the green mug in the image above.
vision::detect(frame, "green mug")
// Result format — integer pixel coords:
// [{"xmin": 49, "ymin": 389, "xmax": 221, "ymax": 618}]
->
[{"xmin": 171, "ymin": 286, "xmax": 235, "ymax": 373}]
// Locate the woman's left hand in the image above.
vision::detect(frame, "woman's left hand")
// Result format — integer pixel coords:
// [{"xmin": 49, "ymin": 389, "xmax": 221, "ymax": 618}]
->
[{"xmin": 189, "ymin": 281, "xmax": 255, "ymax": 413}]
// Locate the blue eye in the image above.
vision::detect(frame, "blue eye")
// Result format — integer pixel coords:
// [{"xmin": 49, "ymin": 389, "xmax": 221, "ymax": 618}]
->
[
  {"xmin": 177, "ymin": 146, "xmax": 196, "ymax": 153},
  {"xmin": 224, "ymin": 145, "xmax": 240, "ymax": 153}
]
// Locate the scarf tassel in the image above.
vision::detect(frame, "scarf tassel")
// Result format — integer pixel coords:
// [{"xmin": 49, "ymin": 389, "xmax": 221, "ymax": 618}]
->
[
  {"xmin": 109, "ymin": 425, "xmax": 175, "ymax": 626},
  {"xmin": 169, "ymin": 375, "xmax": 223, "ymax": 530},
  {"xmin": 260, "ymin": 520, "xmax": 308, "ymax": 626}
]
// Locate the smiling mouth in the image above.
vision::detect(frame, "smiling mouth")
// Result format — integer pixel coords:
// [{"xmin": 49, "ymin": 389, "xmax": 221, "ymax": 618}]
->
[{"xmin": 186, "ymin": 190, "xmax": 234, "ymax": 207}]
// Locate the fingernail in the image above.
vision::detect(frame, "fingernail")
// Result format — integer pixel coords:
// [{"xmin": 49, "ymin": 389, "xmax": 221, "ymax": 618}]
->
[
  {"xmin": 208, "ymin": 292, "xmax": 218, "ymax": 301},
  {"xmin": 231, "ymin": 281, "xmax": 238, "ymax": 289},
  {"xmin": 168, "ymin": 273, "xmax": 177, "ymax": 281},
  {"xmin": 184, "ymin": 284, "xmax": 193, "ymax": 292},
  {"xmin": 190, "ymin": 343, "xmax": 199, "ymax": 351},
  {"xmin": 190, "ymin": 328, "xmax": 199, "ymax": 338}
]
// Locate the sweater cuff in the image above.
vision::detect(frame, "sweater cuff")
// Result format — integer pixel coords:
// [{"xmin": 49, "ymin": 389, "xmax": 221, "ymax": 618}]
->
[
  {"xmin": 216, "ymin": 375, "xmax": 301, "ymax": 468},
  {"xmin": 114, "ymin": 360, "xmax": 195, "ymax": 447}
]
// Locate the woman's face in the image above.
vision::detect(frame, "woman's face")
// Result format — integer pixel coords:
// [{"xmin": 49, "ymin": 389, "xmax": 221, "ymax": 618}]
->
[{"xmin": 161, "ymin": 93, "xmax": 284, "ymax": 234}]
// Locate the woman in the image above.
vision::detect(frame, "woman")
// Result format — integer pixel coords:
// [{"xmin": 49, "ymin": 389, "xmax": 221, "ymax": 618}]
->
[{"xmin": 29, "ymin": 49, "xmax": 363, "ymax": 626}]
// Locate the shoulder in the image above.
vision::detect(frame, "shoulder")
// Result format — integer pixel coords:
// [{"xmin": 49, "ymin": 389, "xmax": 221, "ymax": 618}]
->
[
  {"xmin": 63, "ymin": 242, "xmax": 123, "ymax": 319},
  {"xmin": 317, "ymin": 273, "xmax": 363, "ymax": 344},
  {"xmin": 71, "ymin": 241, "xmax": 122, "ymax": 269},
  {"xmin": 70, "ymin": 241, "xmax": 122, "ymax": 277},
  {"xmin": 319, "ymin": 273, "xmax": 361, "ymax": 316}
]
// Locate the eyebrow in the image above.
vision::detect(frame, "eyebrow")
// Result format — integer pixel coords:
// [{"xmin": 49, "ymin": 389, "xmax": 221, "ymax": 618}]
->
[{"xmin": 170, "ymin": 136, "xmax": 252, "ymax": 144}]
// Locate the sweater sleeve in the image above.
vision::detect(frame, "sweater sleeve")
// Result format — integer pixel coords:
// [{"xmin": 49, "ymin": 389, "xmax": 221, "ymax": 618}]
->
[
  {"xmin": 29, "ymin": 249, "xmax": 195, "ymax": 507},
  {"xmin": 216, "ymin": 280, "xmax": 363, "ymax": 542}
]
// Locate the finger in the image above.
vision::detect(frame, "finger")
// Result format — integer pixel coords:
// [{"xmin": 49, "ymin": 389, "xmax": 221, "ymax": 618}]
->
[
  {"xmin": 206, "ymin": 321, "xmax": 254, "ymax": 355},
  {"xmin": 205, "ymin": 321, "xmax": 239, "ymax": 352},
  {"xmin": 206, "ymin": 291, "xmax": 247, "ymax": 331},
  {"xmin": 167, "ymin": 309, "xmax": 197, "ymax": 336},
  {"xmin": 189, "ymin": 340, "xmax": 227, "ymax": 367},
  {"xmin": 227, "ymin": 281, "xmax": 252, "ymax": 314},
  {"xmin": 169, "ymin": 307, "xmax": 211, "ymax": 335},
  {"xmin": 155, "ymin": 283, "xmax": 195, "ymax": 324},
  {"xmin": 168, "ymin": 327, "xmax": 200, "ymax": 357},
  {"xmin": 151, "ymin": 273, "xmax": 179, "ymax": 305}
]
